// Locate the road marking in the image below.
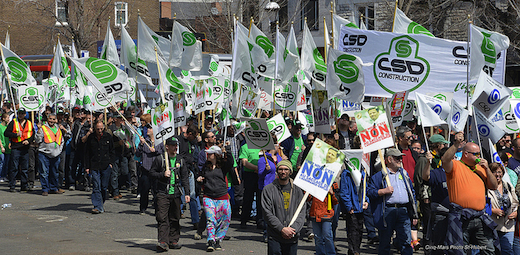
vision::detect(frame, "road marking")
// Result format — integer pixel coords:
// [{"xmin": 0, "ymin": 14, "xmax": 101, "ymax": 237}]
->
[{"xmin": 36, "ymin": 215, "xmax": 68, "ymax": 222}]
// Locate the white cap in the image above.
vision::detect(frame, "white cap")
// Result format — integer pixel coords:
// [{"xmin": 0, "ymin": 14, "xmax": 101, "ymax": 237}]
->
[{"xmin": 205, "ymin": 145, "xmax": 222, "ymax": 156}]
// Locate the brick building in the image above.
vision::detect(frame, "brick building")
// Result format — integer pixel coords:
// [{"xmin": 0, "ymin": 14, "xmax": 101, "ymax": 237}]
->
[{"xmin": 0, "ymin": 0, "xmax": 160, "ymax": 57}]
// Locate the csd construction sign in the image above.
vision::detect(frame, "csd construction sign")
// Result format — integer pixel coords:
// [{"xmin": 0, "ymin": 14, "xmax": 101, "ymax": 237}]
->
[{"xmin": 241, "ymin": 118, "xmax": 275, "ymax": 150}]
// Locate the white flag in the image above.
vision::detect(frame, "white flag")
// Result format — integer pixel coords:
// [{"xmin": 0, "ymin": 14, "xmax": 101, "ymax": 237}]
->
[
  {"xmin": 278, "ymin": 24, "xmax": 300, "ymax": 83},
  {"xmin": 470, "ymin": 24, "xmax": 510, "ymax": 80},
  {"xmin": 137, "ymin": 16, "xmax": 170, "ymax": 63},
  {"xmin": 508, "ymin": 98, "xmax": 520, "ymax": 131},
  {"xmin": 274, "ymin": 78, "xmax": 299, "ymax": 111},
  {"xmin": 1, "ymin": 43, "xmax": 37, "ymax": 87},
  {"xmin": 301, "ymin": 21, "xmax": 326, "ymax": 90},
  {"xmin": 5, "ymin": 31, "xmax": 10, "ymax": 50},
  {"xmin": 326, "ymin": 47, "xmax": 364, "ymax": 103},
  {"xmin": 250, "ymin": 23, "xmax": 275, "ymax": 78},
  {"xmin": 333, "ymin": 14, "xmax": 358, "ymax": 49},
  {"xmin": 231, "ymin": 22, "xmax": 257, "ymax": 87},
  {"xmin": 393, "ymin": 7, "xmax": 434, "ymax": 37},
  {"xmin": 69, "ymin": 57, "xmax": 130, "ymax": 100},
  {"xmin": 340, "ymin": 149, "xmax": 364, "ymax": 187},
  {"xmin": 17, "ymin": 85, "xmax": 45, "ymax": 111},
  {"xmin": 474, "ymin": 108, "xmax": 505, "ymax": 144},
  {"xmin": 449, "ymin": 99, "xmax": 469, "ymax": 133},
  {"xmin": 121, "ymin": 25, "xmax": 154, "ymax": 86},
  {"xmin": 471, "ymin": 70, "xmax": 512, "ymax": 118},
  {"xmin": 415, "ymin": 93, "xmax": 450, "ymax": 126},
  {"xmin": 51, "ymin": 38, "xmax": 70, "ymax": 79},
  {"xmin": 169, "ymin": 21, "xmax": 202, "ymax": 71},
  {"xmin": 100, "ymin": 20, "xmax": 121, "ymax": 66},
  {"xmin": 209, "ymin": 54, "xmax": 230, "ymax": 77},
  {"xmin": 157, "ymin": 57, "xmax": 185, "ymax": 100}
]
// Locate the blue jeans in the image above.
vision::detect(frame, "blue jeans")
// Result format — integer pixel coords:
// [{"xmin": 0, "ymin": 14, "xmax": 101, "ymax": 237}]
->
[
  {"xmin": 378, "ymin": 207, "xmax": 413, "ymax": 255},
  {"xmin": 267, "ymin": 237, "xmax": 298, "ymax": 255},
  {"xmin": 111, "ymin": 156, "xmax": 128, "ymax": 196},
  {"xmin": 1, "ymin": 153, "xmax": 10, "ymax": 179},
  {"xmin": 499, "ymin": 231, "xmax": 514, "ymax": 255},
  {"xmin": 38, "ymin": 153, "xmax": 61, "ymax": 192},
  {"xmin": 312, "ymin": 220, "xmax": 335, "ymax": 255},
  {"xmin": 364, "ymin": 206, "xmax": 377, "ymax": 239},
  {"xmin": 332, "ymin": 203, "xmax": 340, "ymax": 240},
  {"xmin": 513, "ymin": 236, "xmax": 520, "ymax": 255},
  {"xmin": 8, "ymin": 148, "xmax": 29, "ymax": 189},
  {"xmin": 91, "ymin": 165, "xmax": 112, "ymax": 212}
]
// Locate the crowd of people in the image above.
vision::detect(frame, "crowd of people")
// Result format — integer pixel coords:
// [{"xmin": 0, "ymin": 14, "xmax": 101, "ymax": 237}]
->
[{"xmin": 4, "ymin": 101, "xmax": 520, "ymax": 255}]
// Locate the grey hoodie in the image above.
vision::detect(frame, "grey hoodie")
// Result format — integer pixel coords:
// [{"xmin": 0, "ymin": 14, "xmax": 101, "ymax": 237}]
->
[
  {"xmin": 261, "ymin": 178, "xmax": 306, "ymax": 243},
  {"xmin": 36, "ymin": 123, "xmax": 67, "ymax": 158}
]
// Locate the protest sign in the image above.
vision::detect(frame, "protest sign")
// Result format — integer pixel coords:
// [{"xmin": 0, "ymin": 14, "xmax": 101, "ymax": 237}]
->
[
  {"xmin": 17, "ymin": 85, "xmax": 45, "ymax": 111},
  {"xmin": 354, "ymin": 105, "xmax": 394, "ymax": 153},
  {"xmin": 152, "ymin": 102, "xmax": 175, "ymax": 144},
  {"xmin": 341, "ymin": 149, "xmax": 364, "ymax": 187},
  {"xmin": 312, "ymin": 90, "xmax": 331, "ymax": 134},
  {"xmin": 387, "ymin": 91, "xmax": 408, "ymax": 127},
  {"xmin": 241, "ymin": 118, "xmax": 275, "ymax": 150},
  {"xmin": 294, "ymin": 138, "xmax": 345, "ymax": 201},
  {"xmin": 267, "ymin": 113, "xmax": 291, "ymax": 143}
]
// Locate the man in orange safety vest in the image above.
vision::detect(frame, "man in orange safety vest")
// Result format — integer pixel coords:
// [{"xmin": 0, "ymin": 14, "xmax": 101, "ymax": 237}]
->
[
  {"xmin": 4, "ymin": 108, "xmax": 33, "ymax": 192},
  {"xmin": 36, "ymin": 113, "xmax": 68, "ymax": 196}
]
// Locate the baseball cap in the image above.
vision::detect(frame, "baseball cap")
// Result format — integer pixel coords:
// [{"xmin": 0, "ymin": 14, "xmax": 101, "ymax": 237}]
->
[
  {"xmin": 276, "ymin": 160, "xmax": 293, "ymax": 173},
  {"xmin": 166, "ymin": 137, "xmax": 179, "ymax": 146},
  {"xmin": 17, "ymin": 108, "xmax": 26, "ymax": 114},
  {"xmin": 205, "ymin": 145, "xmax": 222, "ymax": 156},
  {"xmin": 340, "ymin": 113, "xmax": 350, "ymax": 120},
  {"xmin": 293, "ymin": 119, "xmax": 304, "ymax": 129},
  {"xmin": 385, "ymin": 148, "xmax": 405, "ymax": 158},
  {"xmin": 430, "ymin": 134, "xmax": 449, "ymax": 144}
]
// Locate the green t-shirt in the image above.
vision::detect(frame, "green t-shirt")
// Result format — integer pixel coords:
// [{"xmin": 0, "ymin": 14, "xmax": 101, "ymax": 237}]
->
[
  {"xmin": 239, "ymin": 143, "xmax": 260, "ymax": 173},
  {"xmin": 168, "ymin": 156, "xmax": 177, "ymax": 194},
  {"xmin": 290, "ymin": 137, "xmax": 303, "ymax": 169},
  {"xmin": 0, "ymin": 123, "xmax": 9, "ymax": 154}
]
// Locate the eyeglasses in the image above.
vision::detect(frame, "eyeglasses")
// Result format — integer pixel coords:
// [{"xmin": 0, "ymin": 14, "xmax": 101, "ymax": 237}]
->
[
  {"xmin": 308, "ymin": 139, "xmax": 315, "ymax": 142},
  {"xmin": 393, "ymin": 156, "xmax": 403, "ymax": 161},
  {"xmin": 208, "ymin": 135, "xmax": 215, "ymax": 138},
  {"xmin": 505, "ymin": 140, "xmax": 512, "ymax": 143},
  {"xmin": 404, "ymin": 136, "xmax": 413, "ymax": 140},
  {"xmin": 467, "ymin": 151, "xmax": 481, "ymax": 157}
]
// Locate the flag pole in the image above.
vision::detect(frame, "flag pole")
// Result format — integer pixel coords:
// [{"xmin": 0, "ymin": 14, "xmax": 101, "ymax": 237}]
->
[
  {"xmin": 0, "ymin": 43, "xmax": 17, "ymax": 118},
  {"xmin": 392, "ymin": 0, "xmax": 398, "ymax": 32},
  {"xmin": 273, "ymin": 21, "xmax": 280, "ymax": 116},
  {"xmin": 330, "ymin": 1, "xmax": 334, "ymax": 49},
  {"xmin": 134, "ymin": 11, "xmax": 141, "ymax": 103},
  {"xmin": 153, "ymin": 46, "xmax": 170, "ymax": 173},
  {"xmin": 466, "ymin": 15, "xmax": 472, "ymax": 141}
]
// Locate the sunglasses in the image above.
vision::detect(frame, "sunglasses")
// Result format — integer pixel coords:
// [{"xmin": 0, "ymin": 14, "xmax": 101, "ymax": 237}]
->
[
  {"xmin": 393, "ymin": 156, "xmax": 403, "ymax": 161},
  {"xmin": 467, "ymin": 151, "xmax": 481, "ymax": 157}
]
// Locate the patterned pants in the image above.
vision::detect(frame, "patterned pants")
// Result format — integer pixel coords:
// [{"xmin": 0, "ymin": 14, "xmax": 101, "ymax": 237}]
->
[{"xmin": 203, "ymin": 197, "xmax": 231, "ymax": 242}]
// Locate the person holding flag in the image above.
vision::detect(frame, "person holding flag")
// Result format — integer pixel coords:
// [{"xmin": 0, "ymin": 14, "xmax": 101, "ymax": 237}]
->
[
  {"xmin": 5, "ymin": 108, "xmax": 34, "ymax": 193},
  {"xmin": 35, "ymin": 113, "xmax": 68, "ymax": 196}
]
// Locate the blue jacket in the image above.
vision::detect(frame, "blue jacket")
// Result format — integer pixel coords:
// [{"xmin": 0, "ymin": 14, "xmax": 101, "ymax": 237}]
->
[
  {"xmin": 338, "ymin": 168, "xmax": 369, "ymax": 214},
  {"xmin": 367, "ymin": 167, "xmax": 418, "ymax": 229}
]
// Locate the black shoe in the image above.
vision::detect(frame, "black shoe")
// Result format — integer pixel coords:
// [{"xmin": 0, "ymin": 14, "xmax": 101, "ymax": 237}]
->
[
  {"xmin": 368, "ymin": 236, "xmax": 379, "ymax": 244},
  {"xmin": 215, "ymin": 240, "xmax": 222, "ymax": 251},
  {"xmin": 207, "ymin": 240, "xmax": 215, "ymax": 252},
  {"xmin": 240, "ymin": 222, "xmax": 247, "ymax": 229},
  {"xmin": 156, "ymin": 242, "xmax": 169, "ymax": 252},
  {"xmin": 223, "ymin": 236, "xmax": 231, "ymax": 241},
  {"xmin": 193, "ymin": 222, "xmax": 199, "ymax": 230},
  {"xmin": 168, "ymin": 242, "xmax": 182, "ymax": 249}
]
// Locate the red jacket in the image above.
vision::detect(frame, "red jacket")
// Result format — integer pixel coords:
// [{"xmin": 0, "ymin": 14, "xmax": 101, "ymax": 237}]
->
[{"xmin": 309, "ymin": 191, "xmax": 338, "ymax": 222}]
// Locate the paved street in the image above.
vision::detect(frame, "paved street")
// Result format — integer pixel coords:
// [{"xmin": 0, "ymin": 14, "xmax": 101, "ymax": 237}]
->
[{"xmin": 0, "ymin": 181, "xmax": 425, "ymax": 254}]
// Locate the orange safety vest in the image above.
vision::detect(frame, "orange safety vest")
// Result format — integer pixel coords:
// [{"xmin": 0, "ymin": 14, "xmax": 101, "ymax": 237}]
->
[
  {"xmin": 41, "ymin": 125, "xmax": 63, "ymax": 145},
  {"xmin": 11, "ymin": 119, "xmax": 33, "ymax": 143}
]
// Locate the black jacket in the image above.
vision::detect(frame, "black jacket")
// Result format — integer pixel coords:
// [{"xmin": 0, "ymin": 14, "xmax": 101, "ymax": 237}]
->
[
  {"xmin": 200, "ymin": 153, "xmax": 233, "ymax": 199},
  {"xmin": 84, "ymin": 131, "xmax": 115, "ymax": 171},
  {"xmin": 149, "ymin": 154, "xmax": 190, "ymax": 197}
]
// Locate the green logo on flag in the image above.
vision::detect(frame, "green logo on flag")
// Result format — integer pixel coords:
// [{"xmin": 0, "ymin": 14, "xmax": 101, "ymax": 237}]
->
[
  {"xmin": 333, "ymin": 54, "xmax": 359, "ymax": 84},
  {"xmin": 313, "ymin": 48, "xmax": 327, "ymax": 72},
  {"xmin": 407, "ymin": 22, "xmax": 434, "ymax": 37},
  {"xmin": 182, "ymin": 31, "xmax": 196, "ymax": 46},
  {"xmin": 246, "ymin": 120, "xmax": 272, "ymax": 149},
  {"xmin": 374, "ymin": 35, "xmax": 430, "ymax": 94},
  {"xmin": 481, "ymin": 32, "xmax": 497, "ymax": 64},
  {"xmin": 267, "ymin": 120, "xmax": 286, "ymax": 140},
  {"xmin": 433, "ymin": 94, "xmax": 447, "ymax": 101},
  {"xmin": 166, "ymin": 69, "xmax": 184, "ymax": 94},
  {"xmin": 350, "ymin": 158, "xmax": 360, "ymax": 170},
  {"xmin": 20, "ymin": 87, "xmax": 43, "ymax": 110},
  {"xmin": 511, "ymin": 88, "xmax": 520, "ymax": 99},
  {"xmin": 256, "ymin": 36, "xmax": 274, "ymax": 58},
  {"xmin": 61, "ymin": 57, "xmax": 70, "ymax": 76},
  {"xmin": 5, "ymin": 57, "xmax": 28, "ymax": 83},
  {"xmin": 85, "ymin": 58, "xmax": 118, "ymax": 84},
  {"xmin": 210, "ymin": 61, "xmax": 219, "ymax": 72},
  {"xmin": 345, "ymin": 23, "xmax": 359, "ymax": 29}
]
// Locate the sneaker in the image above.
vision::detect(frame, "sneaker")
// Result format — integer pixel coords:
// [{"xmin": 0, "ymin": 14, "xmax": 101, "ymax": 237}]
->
[
  {"xmin": 156, "ymin": 242, "xmax": 169, "ymax": 252},
  {"xmin": 139, "ymin": 211, "xmax": 145, "ymax": 215},
  {"xmin": 308, "ymin": 233, "xmax": 315, "ymax": 241},
  {"xmin": 84, "ymin": 187, "xmax": 91, "ymax": 192},
  {"xmin": 69, "ymin": 186, "xmax": 75, "ymax": 191},
  {"xmin": 57, "ymin": 189, "xmax": 65, "ymax": 193},
  {"xmin": 91, "ymin": 209, "xmax": 102, "ymax": 214},
  {"xmin": 215, "ymin": 240, "xmax": 222, "ymax": 251},
  {"xmin": 42, "ymin": 191, "xmax": 48, "ymax": 196},
  {"xmin": 194, "ymin": 233, "xmax": 202, "ymax": 240},
  {"xmin": 368, "ymin": 236, "xmax": 379, "ymax": 244},
  {"xmin": 49, "ymin": 189, "xmax": 64, "ymax": 194},
  {"xmin": 223, "ymin": 236, "xmax": 230, "ymax": 241},
  {"xmin": 207, "ymin": 240, "xmax": 215, "ymax": 252},
  {"xmin": 168, "ymin": 242, "xmax": 181, "ymax": 249}
]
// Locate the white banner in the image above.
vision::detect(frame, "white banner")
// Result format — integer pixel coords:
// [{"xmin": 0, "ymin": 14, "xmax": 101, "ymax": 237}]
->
[
  {"xmin": 152, "ymin": 102, "xmax": 175, "ymax": 144},
  {"xmin": 338, "ymin": 27, "xmax": 505, "ymax": 105},
  {"xmin": 17, "ymin": 85, "xmax": 45, "ymax": 111},
  {"xmin": 449, "ymin": 99, "xmax": 469, "ymax": 133},
  {"xmin": 474, "ymin": 108, "xmax": 505, "ymax": 144},
  {"xmin": 326, "ymin": 47, "xmax": 365, "ymax": 103},
  {"xmin": 274, "ymin": 79, "xmax": 299, "ymax": 111},
  {"xmin": 241, "ymin": 118, "xmax": 275, "ymax": 150},
  {"xmin": 173, "ymin": 92, "xmax": 186, "ymax": 128},
  {"xmin": 471, "ymin": 70, "xmax": 512, "ymax": 119}
]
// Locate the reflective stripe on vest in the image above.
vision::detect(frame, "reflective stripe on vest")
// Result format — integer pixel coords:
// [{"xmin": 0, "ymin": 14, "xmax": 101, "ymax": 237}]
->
[
  {"xmin": 41, "ymin": 125, "xmax": 62, "ymax": 145},
  {"xmin": 11, "ymin": 119, "xmax": 33, "ymax": 143}
]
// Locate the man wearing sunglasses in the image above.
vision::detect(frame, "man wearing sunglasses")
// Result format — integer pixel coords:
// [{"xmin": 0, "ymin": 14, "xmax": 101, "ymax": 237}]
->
[
  {"xmin": 367, "ymin": 148, "xmax": 418, "ymax": 255},
  {"xmin": 396, "ymin": 126, "xmax": 418, "ymax": 184},
  {"xmin": 441, "ymin": 132, "xmax": 498, "ymax": 255}
]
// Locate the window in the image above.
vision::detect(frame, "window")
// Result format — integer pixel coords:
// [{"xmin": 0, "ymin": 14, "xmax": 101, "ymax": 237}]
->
[
  {"xmin": 302, "ymin": 0, "xmax": 319, "ymax": 30},
  {"xmin": 115, "ymin": 2, "xmax": 128, "ymax": 27},
  {"xmin": 357, "ymin": 4, "xmax": 374, "ymax": 30},
  {"xmin": 55, "ymin": 0, "xmax": 68, "ymax": 26}
]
